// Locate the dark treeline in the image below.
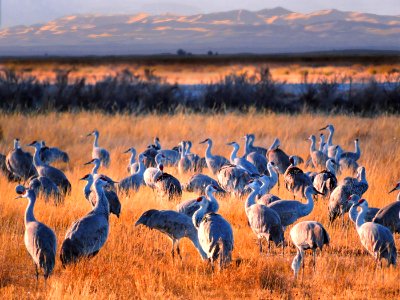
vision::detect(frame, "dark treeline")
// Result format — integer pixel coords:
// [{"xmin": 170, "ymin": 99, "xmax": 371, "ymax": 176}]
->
[{"xmin": 0, "ymin": 67, "xmax": 399, "ymax": 115}]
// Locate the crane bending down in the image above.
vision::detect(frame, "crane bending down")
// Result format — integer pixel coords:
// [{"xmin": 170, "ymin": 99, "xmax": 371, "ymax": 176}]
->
[
  {"xmin": 177, "ymin": 185, "xmax": 219, "ymax": 217},
  {"xmin": 349, "ymin": 199, "xmax": 397, "ymax": 266},
  {"xmin": 15, "ymin": 185, "xmax": 57, "ymax": 282},
  {"xmin": 290, "ymin": 221, "xmax": 330, "ymax": 279},
  {"xmin": 193, "ymin": 196, "xmax": 234, "ymax": 270},
  {"xmin": 372, "ymin": 182, "xmax": 400, "ymax": 233},
  {"xmin": 87, "ymin": 130, "xmax": 110, "ymax": 167},
  {"xmin": 135, "ymin": 208, "xmax": 207, "ymax": 260}
]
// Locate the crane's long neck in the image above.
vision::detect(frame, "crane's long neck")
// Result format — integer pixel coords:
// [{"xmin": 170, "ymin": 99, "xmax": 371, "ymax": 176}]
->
[
  {"xmin": 245, "ymin": 187, "xmax": 259, "ymax": 211},
  {"xmin": 180, "ymin": 143, "xmax": 186, "ymax": 159},
  {"xmin": 327, "ymin": 128, "xmax": 334, "ymax": 146},
  {"xmin": 319, "ymin": 136, "xmax": 325, "ymax": 151},
  {"xmin": 192, "ymin": 202, "xmax": 208, "ymax": 229},
  {"xmin": 186, "ymin": 143, "xmax": 192, "ymax": 155},
  {"xmin": 93, "ymin": 182, "xmax": 109, "ymax": 217},
  {"xmin": 358, "ymin": 169, "xmax": 367, "ymax": 184},
  {"xmin": 243, "ymin": 137, "xmax": 250, "ymax": 157},
  {"xmin": 93, "ymin": 133, "xmax": 99, "ymax": 148},
  {"xmin": 129, "ymin": 152, "xmax": 136, "ymax": 166},
  {"xmin": 268, "ymin": 138, "xmax": 279, "ymax": 151},
  {"xmin": 348, "ymin": 204, "xmax": 358, "ymax": 224},
  {"xmin": 354, "ymin": 141, "xmax": 360, "ymax": 158},
  {"xmin": 92, "ymin": 161, "xmax": 100, "ymax": 175},
  {"xmin": 259, "ymin": 177, "xmax": 269, "ymax": 195},
  {"xmin": 267, "ymin": 165, "xmax": 278, "ymax": 187},
  {"xmin": 397, "ymin": 190, "xmax": 400, "ymax": 202},
  {"xmin": 205, "ymin": 141, "xmax": 213, "ymax": 159},
  {"xmin": 327, "ymin": 162, "xmax": 336, "ymax": 175},
  {"xmin": 355, "ymin": 205, "xmax": 367, "ymax": 231},
  {"xmin": 334, "ymin": 147, "xmax": 342, "ymax": 163},
  {"xmin": 206, "ymin": 187, "xmax": 219, "ymax": 213},
  {"xmin": 83, "ymin": 178, "xmax": 93, "ymax": 200},
  {"xmin": 230, "ymin": 144, "xmax": 239, "ymax": 163},
  {"xmin": 291, "ymin": 248, "xmax": 304, "ymax": 277},
  {"xmin": 25, "ymin": 192, "xmax": 37, "ymax": 225},
  {"xmin": 14, "ymin": 140, "xmax": 20, "ymax": 150},
  {"xmin": 309, "ymin": 137, "xmax": 316, "ymax": 153},
  {"xmin": 136, "ymin": 159, "xmax": 145, "ymax": 175},
  {"xmin": 32, "ymin": 146, "xmax": 44, "ymax": 167},
  {"xmin": 301, "ymin": 190, "xmax": 314, "ymax": 216}
]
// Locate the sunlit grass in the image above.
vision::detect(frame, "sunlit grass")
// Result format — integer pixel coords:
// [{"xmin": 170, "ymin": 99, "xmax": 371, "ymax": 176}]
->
[{"xmin": 0, "ymin": 112, "xmax": 399, "ymax": 299}]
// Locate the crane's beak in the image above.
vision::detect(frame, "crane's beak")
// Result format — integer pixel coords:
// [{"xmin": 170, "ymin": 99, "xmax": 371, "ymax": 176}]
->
[
  {"xmin": 199, "ymin": 139, "xmax": 208, "ymax": 144},
  {"xmin": 123, "ymin": 149, "xmax": 131, "ymax": 154},
  {"xmin": 83, "ymin": 159, "xmax": 94, "ymax": 165},
  {"xmin": 86, "ymin": 132, "xmax": 92, "ymax": 137},
  {"xmin": 319, "ymin": 125, "xmax": 328, "ymax": 131},
  {"xmin": 388, "ymin": 186, "xmax": 398, "ymax": 194},
  {"xmin": 14, "ymin": 195, "xmax": 23, "ymax": 199}
]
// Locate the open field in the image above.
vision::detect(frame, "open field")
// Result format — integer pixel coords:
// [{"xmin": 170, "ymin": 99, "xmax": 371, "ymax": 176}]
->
[
  {"xmin": 1, "ymin": 53, "xmax": 399, "ymax": 84},
  {"xmin": 0, "ymin": 112, "xmax": 399, "ymax": 299}
]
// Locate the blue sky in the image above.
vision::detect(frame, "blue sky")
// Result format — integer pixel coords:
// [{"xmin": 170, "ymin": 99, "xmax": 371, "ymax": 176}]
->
[{"xmin": 1, "ymin": 0, "xmax": 399, "ymax": 27}]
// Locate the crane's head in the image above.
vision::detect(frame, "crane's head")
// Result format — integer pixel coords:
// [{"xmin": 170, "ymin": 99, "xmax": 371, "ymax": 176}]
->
[
  {"xmin": 196, "ymin": 196, "xmax": 206, "ymax": 203},
  {"xmin": 347, "ymin": 194, "xmax": 360, "ymax": 203},
  {"xmin": 199, "ymin": 138, "xmax": 210, "ymax": 144},
  {"xmin": 123, "ymin": 147, "xmax": 136, "ymax": 154},
  {"xmin": 135, "ymin": 209, "xmax": 158, "ymax": 226},
  {"xmin": 15, "ymin": 185, "xmax": 33, "ymax": 199},
  {"xmin": 86, "ymin": 130, "xmax": 99, "ymax": 137},
  {"xmin": 389, "ymin": 182, "xmax": 400, "ymax": 194},
  {"xmin": 159, "ymin": 164, "xmax": 164, "ymax": 172},
  {"xmin": 79, "ymin": 174, "xmax": 92, "ymax": 181},
  {"xmin": 356, "ymin": 198, "xmax": 368, "ymax": 208},
  {"xmin": 94, "ymin": 174, "xmax": 118, "ymax": 186},
  {"xmin": 319, "ymin": 124, "xmax": 334, "ymax": 131},
  {"xmin": 246, "ymin": 179, "xmax": 260, "ymax": 190},
  {"xmin": 83, "ymin": 158, "xmax": 97, "ymax": 165},
  {"xmin": 306, "ymin": 135, "xmax": 315, "ymax": 142},
  {"xmin": 27, "ymin": 140, "xmax": 41, "ymax": 148},
  {"xmin": 226, "ymin": 141, "xmax": 237, "ymax": 147}
]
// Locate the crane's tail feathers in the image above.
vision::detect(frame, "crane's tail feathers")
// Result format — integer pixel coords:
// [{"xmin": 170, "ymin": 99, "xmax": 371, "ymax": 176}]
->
[
  {"xmin": 60, "ymin": 238, "xmax": 79, "ymax": 267},
  {"xmin": 321, "ymin": 226, "xmax": 330, "ymax": 247},
  {"xmin": 217, "ymin": 238, "xmax": 232, "ymax": 270}
]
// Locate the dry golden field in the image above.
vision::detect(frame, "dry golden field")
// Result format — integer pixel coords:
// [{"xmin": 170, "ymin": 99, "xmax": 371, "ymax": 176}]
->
[{"xmin": 0, "ymin": 112, "xmax": 399, "ymax": 299}]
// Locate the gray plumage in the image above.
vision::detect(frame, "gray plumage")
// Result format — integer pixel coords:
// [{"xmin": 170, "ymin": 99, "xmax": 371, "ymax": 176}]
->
[
  {"xmin": 258, "ymin": 193, "xmax": 281, "ymax": 206},
  {"xmin": 372, "ymin": 183, "xmax": 400, "ymax": 233},
  {"xmin": 193, "ymin": 197, "xmax": 234, "ymax": 270},
  {"xmin": 15, "ymin": 186, "xmax": 57, "ymax": 281},
  {"xmin": 60, "ymin": 176, "xmax": 111, "ymax": 266},
  {"xmin": 348, "ymin": 194, "xmax": 379, "ymax": 222},
  {"xmin": 245, "ymin": 134, "xmax": 267, "ymax": 156},
  {"xmin": 245, "ymin": 181, "xmax": 284, "ymax": 253},
  {"xmin": 143, "ymin": 153, "xmax": 166, "ymax": 188},
  {"xmin": 319, "ymin": 124, "xmax": 338, "ymax": 159},
  {"xmin": 340, "ymin": 139, "xmax": 361, "ymax": 161},
  {"xmin": 0, "ymin": 152, "xmax": 19, "ymax": 181},
  {"xmin": 217, "ymin": 164, "xmax": 251, "ymax": 197},
  {"xmin": 118, "ymin": 154, "xmax": 145, "ymax": 194},
  {"xmin": 29, "ymin": 175, "xmax": 63, "ymax": 205},
  {"xmin": 266, "ymin": 138, "xmax": 290, "ymax": 174},
  {"xmin": 335, "ymin": 146, "xmax": 359, "ymax": 174},
  {"xmin": 135, "ymin": 209, "xmax": 207, "ymax": 260},
  {"xmin": 177, "ymin": 185, "xmax": 219, "ymax": 217},
  {"xmin": 199, "ymin": 138, "xmax": 229, "ymax": 175},
  {"xmin": 328, "ymin": 166, "xmax": 368, "ymax": 224},
  {"xmin": 183, "ymin": 173, "xmax": 224, "ymax": 194},
  {"xmin": 158, "ymin": 149, "xmax": 180, "ymax": 166},
  {"xmin": 87, "ymin": 130, "xmax": 110, "ymax": 168},
  {"xmin": 28, "ymin": 141, "xmax": 71, "ymax": 196},
  {"xmin": 290, "ymin": 221, "xmax": 330, "ymax": 278},
  {"xmin": 178, "ymin": 141, "xmax": 192, "ymax": 174},
  {"xmin": 6, "ymin": 138, "xmax": 37, "ymax": 181},
  {"xmin": 246, "ymin": 151, "xmax": 268, "ymax": 175},
  {"xmin": 227, "ymin": 141, "xmax": 259, "ymax": 176},
  {"xmin": 349, "ymin": 199, "xmax": 397, "ymax": 266},
  {"xmin": 154, "ymin": 164, "xmax": 182, "ymax": 200},
  {"xmin": 39, "ymin": 141, "xmax": 69, "ymax": 164},
  {"xmin": 123, "ymin": 147, "xmax": 139, "ymax": 174},
  {"xmin": 307, "ymin": 135, "xmax": 329, "ymax": 170},
  {"xmin": 268, "ymin": 186, "xmax": 320, "ymax": 229},
  {"xmin": 81, "ymin": 173, "xmax": 121, "ymax": 218},
  {"xmin": 185, "ymin": 141, "xmax": 203, "ymax": 172},
  {"xmin": 284, "ymin": 157, "xmax": 313, "ymax": 199},
  {"xmin": 313, "ymin": 159, "xmax": 338, "ymax": 200}
]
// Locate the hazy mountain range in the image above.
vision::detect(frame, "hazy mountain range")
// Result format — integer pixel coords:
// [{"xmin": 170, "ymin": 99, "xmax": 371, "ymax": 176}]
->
[{"xmin": 0, "ymin": 7, "xmax": 399, "ymax": 56}]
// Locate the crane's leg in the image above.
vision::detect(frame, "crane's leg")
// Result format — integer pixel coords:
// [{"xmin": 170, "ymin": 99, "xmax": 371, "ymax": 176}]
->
[
  {"xmin": 171, "ymin": 240, "xmax": 176, "ymax": 260},
  {"xmin": 301, "ymin": 257, "xmax": 305, "ymax": 284},
  {"xmin": 268, "ymin": 241, "xmax": 271, "ymax": 255},
  {"xmin": 258, "ymin": 239, "xmax": 263, "ymax": 253},
  {"xmin": 313, "ymin": 249, "xmax": 316, "ymax": 272},
  {"xmin": 176, "ymin": 240, "xmax": 183, "ymax": 260},
  {"xmin": 34, "ymin": 263, "xmax": 39, "ymax": 282}
]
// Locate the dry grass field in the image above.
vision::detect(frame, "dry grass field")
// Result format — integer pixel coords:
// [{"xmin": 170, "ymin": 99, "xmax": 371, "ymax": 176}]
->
[{"xmin": 0, "ymin": 112, "xmax": 399, "ymax": 299}]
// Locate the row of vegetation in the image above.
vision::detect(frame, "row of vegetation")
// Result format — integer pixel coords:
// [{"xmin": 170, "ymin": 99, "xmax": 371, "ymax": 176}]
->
[{"xmin": 0, "ymin": 67, "xmax": 399, "ymax": 115}]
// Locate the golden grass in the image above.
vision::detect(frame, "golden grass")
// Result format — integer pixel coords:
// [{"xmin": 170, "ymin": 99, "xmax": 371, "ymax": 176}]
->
[{"xmin": 0, "ymin": 112, "xmax": 399, "ymax": 299}]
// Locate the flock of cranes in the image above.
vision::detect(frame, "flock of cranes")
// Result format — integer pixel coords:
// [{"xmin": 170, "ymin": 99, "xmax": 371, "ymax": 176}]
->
[{"xmin": 2, "ymin": 124, "xmax": 399, "ymax": 282}]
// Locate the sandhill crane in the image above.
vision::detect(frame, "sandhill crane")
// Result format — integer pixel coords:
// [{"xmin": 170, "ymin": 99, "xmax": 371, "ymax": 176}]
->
[
  {"xmin": 124, "ymin": 147, "xmax": 139, "ymax": 174},
  {"xmin": 147, "ymin": 137, "xmax": 161, "ymax": 150},
  {"xmin": 183, "ymin": 173, "xmax": 224, "ymax": 194},
  {"xmin": 264, "ymin": 162, "xmax": 279, "ymax": 192},
  {"xmin": 118, "ymin": 154, "xmax": 145, "ymax": 194},
  {"xmin": 246, "ymin": 151, "xmax": 268, "ymax": 175},
  {"xmin": 15, "ymin": 186, "xmax": 57, "ymax": 281},
  {"xmin": 245, "ymin": 134, "xmax": 267, "ymax": 156},
  {"xmin": 258, "ymin": 194, "xmax": 281, "ymax": 206},
  {"xmin": 372, "ymin": 182, "xmax": 400, "ymax": 233},
  {"xmin": 60, "ymin": 175, "xmax": 112, "ymax": 266},
  {"xmin": 348, "ymin": 194, "xmax": 379, "ymax": 222},
  {"xmin": 178, "ymin": 141, "xmax": 192, "ymax": 174},
  {"xmin": 135, "ymin": 208, "xmax": 207, "ymax": 260},
  {"xmin": 143, "ymin": 153, "xmax": 167, "ymax": 188},
  {"xmin": 268, "ymin": 186, "xmax": 322, "ymax": 230},
  {"xmin": 341, "ymin": 139, "xmax": 361, "ymax": 161},
  {"xmin": 335, "ymin": 146, "xmax": 358, "ymax": 174},
  {"xmin": 154, "ymin": 164, "xmax": 182, "ymax": 200},
  {"xmin": 266, "ymin": 138, "xmax": 290, "ymax": 174},
  {"xmin": 307, "ymin": 135, "xmax": 329, "ymax": 170},
  {"xmin": 6, "ymin": 138, "xmax": 37, "ymax": 181},
  {"xmin": 328, "ymin": 166, "xmax": 368, "ymax": 225},
  {"xmin": 80, "ymin": 174, "xmax": 121, "ymax": 218},
  {"xmin": 185, "ymin": 141, "xmax": 203, "ymax": 172},
  {"xmin": 199, "ymin": 138, "xmax": 229, "ymax": 175},
  {"xmin": 349, "ymin": 199, "xmax": 397, "ymax": 266},
  {"xmin": 177, "ymin": 185, "xmax": 219, "ymax": 217},
  {"xmin": 193, "ymin": 196, "xmax": 234, "ymax": 270},
  {"xmin": 217, "ymin": 164, "xmax": 251, "ymax": 197},
  {"xmin": 0, "ymin": 152, "xmax": 18, "ymax": 181},
  {"xmin": 319, "ymin": 124, "xmax": 338, "ymax": 158},
  {"xmin": 39, "ymin": 141, "xmax": 69, "ymax": 164},
  {"xmin": 284, "ymin": 156, "xmax": 313, "ymax": 199},
  {"xmin": 87, "ymin": 130, "xmax": 110, "ymax": 167},
  {"xmin": 319, "ymin": 133, "xmax": 327, "ymax": 155},
  {"xmin": 313, "ymin": 159, "xmax": 338, "ymax": 200},
  {"xmin": 29, "ymin": 175, "xmax": 63, "ymax": 205},
  {"xmin": 84, "ymin": 158, "xmax": 115, "ymax": 190},
  {"xmin": 245, "ymin": 181, "xmax": 284, "ymax": 253},
  {"xmin": 140, "ymin": 146, "xmax": 158, "ymax": 168},
  {"xmin": 28, "ymin": 141, "xmax": 71, "ymax": 196},
  {"xmin": 290, "ymin": 221, "xmax": 330, "ymax": 279},
  {"xmin": 227, "ymin": 141, "xmax": 259, "ymax": 175}
]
